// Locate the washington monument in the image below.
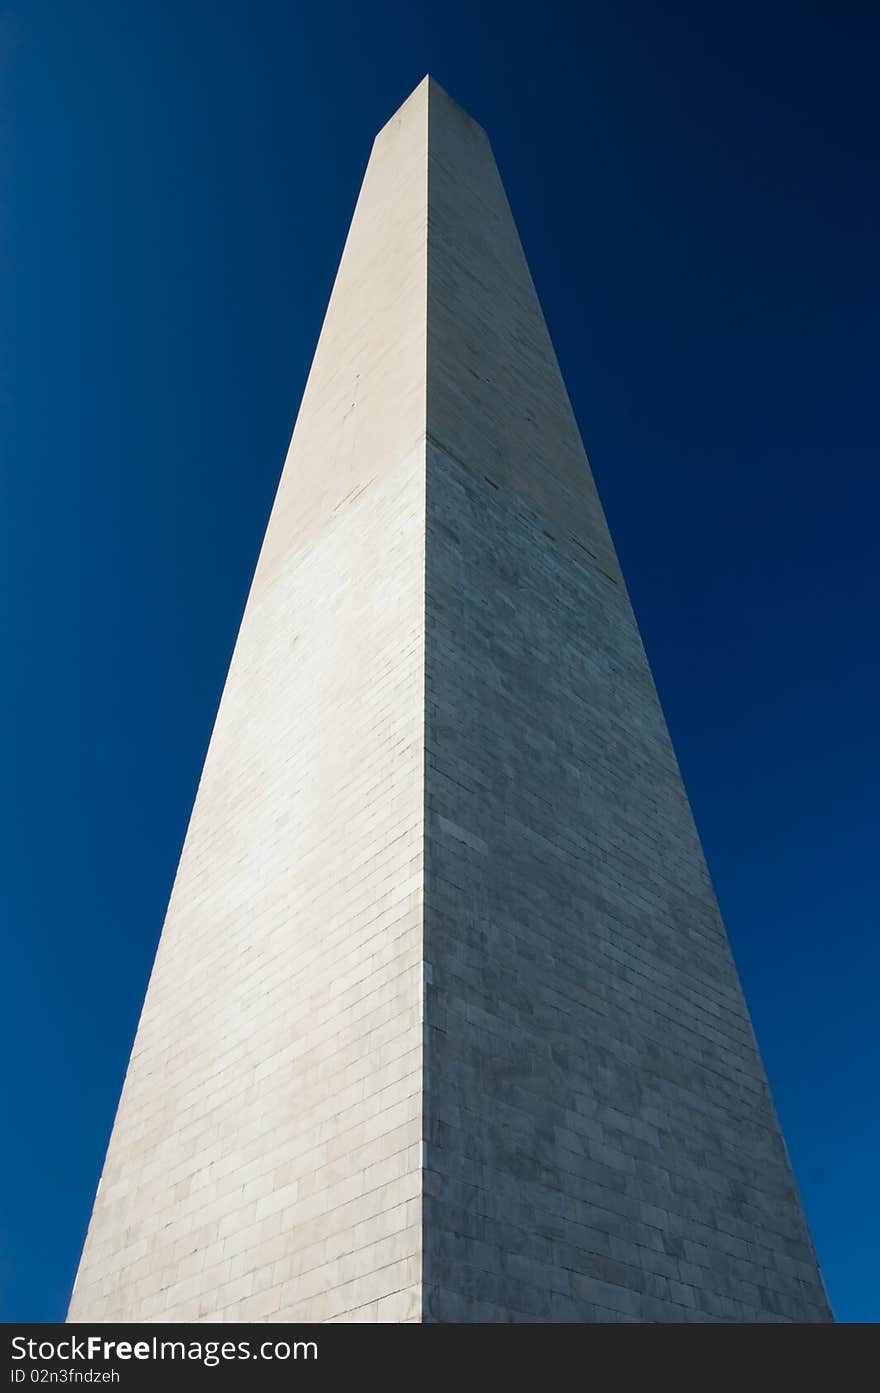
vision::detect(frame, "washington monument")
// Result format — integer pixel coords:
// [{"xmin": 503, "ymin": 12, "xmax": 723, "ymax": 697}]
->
[{"xmin": 69, "ymin": 77, "xmax": 831, "ymax": 1323}]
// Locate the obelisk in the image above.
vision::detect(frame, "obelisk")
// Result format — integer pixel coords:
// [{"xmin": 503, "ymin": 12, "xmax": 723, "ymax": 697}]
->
[{"xmin": 69, "ymin": 77, "xmax": 831, "ymax": 1323}]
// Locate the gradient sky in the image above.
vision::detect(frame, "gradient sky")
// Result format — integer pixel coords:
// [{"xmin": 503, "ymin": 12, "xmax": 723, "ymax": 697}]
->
[{"xmin": 1, "ymin": 1, "xmax": 877, "ymax": 1322}]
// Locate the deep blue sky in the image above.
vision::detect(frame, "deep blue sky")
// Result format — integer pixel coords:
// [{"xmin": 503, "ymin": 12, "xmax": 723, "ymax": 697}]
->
[{"xmin": 1, "ymin": 0, "xmax": 877, "ymax": 1323}]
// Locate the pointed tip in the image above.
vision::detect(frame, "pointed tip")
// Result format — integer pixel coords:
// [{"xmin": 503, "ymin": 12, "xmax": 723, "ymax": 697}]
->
[
  {"xmin": 397, "ymin": 72, "xmax": 445, "ymax": 108},
  {"xmin": 409, "ymin": 73, "xmax": 439, "ymax": 96},
  {"xmin": 370, "ymin": 74, "xmax": 489, "ymax": 154},
  {"xmin": 377, "ymin": 74, "xmax": 486, "ymax": 142}
]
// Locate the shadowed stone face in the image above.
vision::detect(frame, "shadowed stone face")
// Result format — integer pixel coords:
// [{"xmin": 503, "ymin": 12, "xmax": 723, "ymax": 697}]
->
[{"xmin": 69, "ymin": 77, "xmax": 831, "ymax": 1325}]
